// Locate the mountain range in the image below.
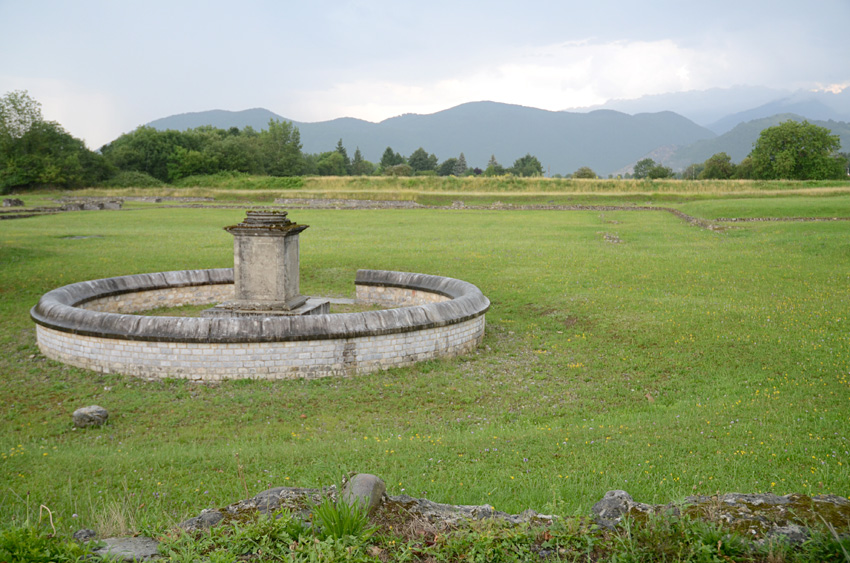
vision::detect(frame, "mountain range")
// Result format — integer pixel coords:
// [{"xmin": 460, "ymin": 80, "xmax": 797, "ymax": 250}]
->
[{"xmin": 146, "ymin": 87, "xmax": 850, "ymax": 176}]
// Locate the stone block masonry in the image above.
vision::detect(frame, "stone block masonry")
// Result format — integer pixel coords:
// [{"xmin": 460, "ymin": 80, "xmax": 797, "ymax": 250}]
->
[{"xmin": 31, "ymin": 269, "xmax": 489, "ymax": 380}]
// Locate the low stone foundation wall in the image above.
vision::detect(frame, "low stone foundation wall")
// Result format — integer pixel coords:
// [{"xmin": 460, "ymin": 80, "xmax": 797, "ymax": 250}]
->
[
  {"xmin": 31, "ymin": 269, "xmax": 488, "ymax": 380},
  {"xmin": 80, "ymin": 284, "xmax": 234, "ymax": 313}
]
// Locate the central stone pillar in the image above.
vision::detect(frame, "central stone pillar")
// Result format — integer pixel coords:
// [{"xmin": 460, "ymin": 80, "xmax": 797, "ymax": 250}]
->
[{"xmin": 204, "ymin": 210, "xmax": 329, "ymax": 317}]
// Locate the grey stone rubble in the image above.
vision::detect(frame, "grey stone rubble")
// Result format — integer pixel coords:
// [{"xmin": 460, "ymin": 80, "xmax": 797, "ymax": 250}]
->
[
  {"xmin": 72, "ymin": 405, "xmax": 108, "ymax": 428},
  {"xmin": 58, "ymin": 196, "xmax": 214, "ymax": 203},
  {"xmin": 590, "ymin": 489, "xmax": 850, "ymax": 543},
  {"xmin": 716, "ymin": 216, "xmax": 850, "ymax": 222},
  {"xmin": 76, "ymin": 478, "xmax": 850, "ymax": 561},
  {"xmin": 177, "ymin": 474, "xmax": 553, "ymax": 533},
  {"xmin": 91, "ymin": 536, "xmax": 161, "ymax": 562},
  {"xmin": 60, "ymin": 201, "xmax": 122, "ymax": 211},
  {"xmin": 2, "ymin": 197, "xmax": 24, "ymax": 206}
]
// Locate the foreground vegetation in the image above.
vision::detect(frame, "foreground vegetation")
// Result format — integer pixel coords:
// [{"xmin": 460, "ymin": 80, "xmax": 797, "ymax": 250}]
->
[{"xmin": 1, "ymin": 183, "xmax": 849, "ymax": 560}]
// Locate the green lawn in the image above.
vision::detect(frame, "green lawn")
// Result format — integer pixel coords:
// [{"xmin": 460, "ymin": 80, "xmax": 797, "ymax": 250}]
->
[{"xmin": 1, "ymin": 191, "xmax": 848, "ymax": 538}]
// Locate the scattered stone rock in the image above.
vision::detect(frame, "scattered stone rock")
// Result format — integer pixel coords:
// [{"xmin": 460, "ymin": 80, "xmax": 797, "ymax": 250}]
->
[
  {"xmin": 2, "ymin": 198, "xmax": 24, "ymax": 207},
  {"xmin": 72, "ymin": 528, "xmax": 96, "ymax": 541},
  {"xmin": 594, "ymin": 490, "xmax": 850, "ymax": 544},
  {"xmin": 72, "ymin": 405, "xmax": 108, "ymax": 428},
  {"xmin": 591, "ymin": 490, "xmax": 663, "ymax": 529},
  {"xmin": 342, "ymin": 473, "xmax": 386, "ymax": 515},
  {"xmin": 384, "ymin": 494, "xmax": 551, "ymax": 527},
  {"xmin": 768, "ymin": 524, "xmax": 808, "ymax": 544},
  {"xmin": 178, "ymin": 507, "xmax": 225, "ymax": 531},
  {"xmin": 178, "ymin": 485, "xmax": 331, "ymax": 531},
  {"xmin": 92, "ymin": 536, "xmax": 160, "ymax": 561},
  {"xmin": 173, "ymin": 481, "xmax": 850, "ymax": 551}
]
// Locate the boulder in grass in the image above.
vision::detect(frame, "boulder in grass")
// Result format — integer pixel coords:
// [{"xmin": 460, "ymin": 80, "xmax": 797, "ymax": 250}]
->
[
  {"xmin": 73, "ymin": 405, "xmax": 108, "ymax": 428},
  {"xmin": 342, "ymin": 473, "xmax": 386, "ymax": 515}
]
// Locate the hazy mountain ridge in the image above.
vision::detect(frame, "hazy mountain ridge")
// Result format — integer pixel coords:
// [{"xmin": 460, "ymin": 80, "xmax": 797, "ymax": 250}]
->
[
  {"xmin": 570, "ymin": 86, "xmax": 850, "ymax": 133},
  {"xmin": 147, "ymin": 102, "xmax": 715, "ymax": 175},
  {"xmin": 146, "ymin": 91, "xmax": 850, "ymax": 175}
]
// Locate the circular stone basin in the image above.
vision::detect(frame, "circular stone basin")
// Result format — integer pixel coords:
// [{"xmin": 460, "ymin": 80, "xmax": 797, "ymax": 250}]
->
[{"xmin": 31, "ymin": 269, "xmax": 489, "ymax": 381}]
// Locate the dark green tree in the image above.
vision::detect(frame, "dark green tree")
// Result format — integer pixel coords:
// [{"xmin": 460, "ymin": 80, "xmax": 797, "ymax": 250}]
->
[
  {"xmin": 633, "ymin": 158, "xmax": 656, "ymax": 180},
  {"xmin": 351, "ymin": 148, "xmax": 374, "ymax": 176},
  {"xmin": 749, "ymin": 120, "xmax": 844, "ymax": 180},
  {"xmin": 484, "ymin": 155, "xmax": 506, "ymax": 176},
  {"xmin": 681, "ymin": 162, "xmax": 704, "ymax": 180},
  {"xmin": 733, "ymin": 156, "xmax": 754, "ymax": 179},
  {"xmin": 383, "ymin": 163, "xmax": 412, "ymax": 176},
  {"xmin": 166, "ymin": 146, "xmax": 219, "ymax": 181},
  {"xmin": 572, "ymin": 166, "xmax": 597, "ymax": 179},
  {"xmin": 260, "ymin": 119, "xmax": 304, "ymax": 176},
  {"xmin": 648, "ymin": 164, "xmax": 673, "ymax": 179},
  {"xmin": 316, "ymin": 151, "xmax": 347, "ymax": 176},
  {"xmin": 699, "ymin": 152, "xmax": 735, "ymax": 179},
  {"xmin": 408, "ymin": 147, "xmax": 437, "ymax": 173},
  {"xmin": 633, "ymin": 158, "xmax": 672, "ymax": 180},
  {"xmin": 102, "ymin": 126, "xmax": 190, "ymax": 181},
  {"xmin": 839, "ymin": 152, "xmax": 850, "ymax": 176},
  {"xmin": 510, "ymin": 154, "xmax": 543, "ymax": 177},
  {"xmin": 438, "ymin": 158, "xmax": 458, "ymax": 176},
  {"xmin": 380, "ymin": 147, "xmax": 404, "ymax": 168},
  {"xmin": 335, "ymin": 139, "xmax": 351, "ymax": 175},
  {"xmin": 453, "ymin": 153, "xmax": 468, "ymax": 176},
  {"xmin": 1, "ymin": 91, "xmax": 112, "ymax": 192}
]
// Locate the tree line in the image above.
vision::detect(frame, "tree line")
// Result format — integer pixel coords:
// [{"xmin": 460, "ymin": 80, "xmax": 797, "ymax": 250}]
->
[{"xmin": 1, "ymin": 90, "xmax": 846, "ymax": 193}]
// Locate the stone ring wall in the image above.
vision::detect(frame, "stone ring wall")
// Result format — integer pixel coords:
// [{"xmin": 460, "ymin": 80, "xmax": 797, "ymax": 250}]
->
[{"xmin": 30, "ymin": 269, "xmax": 489, "ymax": 380}]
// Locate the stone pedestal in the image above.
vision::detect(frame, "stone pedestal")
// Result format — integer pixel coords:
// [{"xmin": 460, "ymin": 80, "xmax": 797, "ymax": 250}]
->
[{"xmin": 204, "ymin": 210, "xmax": 329, "ymax": 317}]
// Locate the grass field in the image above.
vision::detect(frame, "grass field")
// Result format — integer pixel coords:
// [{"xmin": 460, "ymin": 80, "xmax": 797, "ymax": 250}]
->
[{"xmin": 1, "ymin": 182, "xmax": 849, "ymax": 547}]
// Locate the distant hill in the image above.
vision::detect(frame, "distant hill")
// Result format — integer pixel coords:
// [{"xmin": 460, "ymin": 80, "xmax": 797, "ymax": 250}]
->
[
  {"xmin": 667, "ymin": 114, "xmax": 850, "ymax": 171},
  {"xmin": 567, "ymin": 86, "xmax": 789, "ymax": 129},
  {"xmin": 707, "ymin": 92, "xmax": 850, "ymax": 134},
  {"xmin": 570, "ymin": 86, "xmax": 850, "ymax": 134},
  {"xmin": 147, "ymin": 108, "xmax": 287, "ymax": 132},
  {"xmin": 146, "ymin": 101, "xmax": 716, "ymax": 176}
]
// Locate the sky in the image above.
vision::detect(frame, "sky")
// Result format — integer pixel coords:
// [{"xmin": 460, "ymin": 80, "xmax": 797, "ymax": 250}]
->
[{"xmin": 1, "ymin": 0, "xmax": 849, "ymax": 149}]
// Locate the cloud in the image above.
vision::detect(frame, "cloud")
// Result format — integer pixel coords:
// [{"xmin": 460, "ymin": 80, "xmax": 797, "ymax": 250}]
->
[{"xmin": 297, "ymin": 39, "xmax": 713, "ymax": 122}]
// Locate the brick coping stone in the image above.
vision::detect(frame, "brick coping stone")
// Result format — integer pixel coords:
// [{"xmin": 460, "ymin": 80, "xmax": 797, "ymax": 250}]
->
[{"xmin": 31, "ymin": 268, "xmax": 490, "ymax": 343}]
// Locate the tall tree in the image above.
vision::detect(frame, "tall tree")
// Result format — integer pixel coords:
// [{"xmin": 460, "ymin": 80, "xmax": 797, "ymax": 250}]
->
[
  {"xmin": 438, "ymin": 158, "xmax": 458, "ymax": 176},
  {"xmin": 316, "ymin": 151, "xmax": 347, "ymax": 176},
  {"xmin": 408, "ymin": 147, "xmax": 437, "ymax": 173},
  {"xmin": 453, "ymin": 153, "xmax": 468, "ymax": 176},
  {"xmin": 260, "ymin": 119, "xmax": 304, "ymax": 176},
  {"xmin": 1, "ymin": 91, "xmax": 112, "ymax": 192},
  {"xmin": 484, "ymin": 155, "xmax": 506, "ymax": 176},
  {"xmin": 0, "ymin": 90, "xmax": 43, "ymax": 142},
  {"xmin": 699, "ymin": 152, "xmax": 735, "ymax": 179},
  {"xmin": 380, "ymin": 147, "xmax": 404, "ymax": 168},
  {"xmin": 572, "ymin": 166, "xmax": 597, "ymax": 179},
  {"xmin": 749, "ymin": 120, "xmax": 844, "ymax": 180},
  {"xmin": 510, "ymin": 154, "xmax": 543, "ymax": 177},
  {"xmin": 632, "ymin": 158, "xmax": 656, "ymax": 180},
  {"xmin": 351, "ymin": 147, "xmax": 374, "ymax": 176},
  {"xmin": 335, "ymin": 139, "xmax": 351, "ymax": 175}
]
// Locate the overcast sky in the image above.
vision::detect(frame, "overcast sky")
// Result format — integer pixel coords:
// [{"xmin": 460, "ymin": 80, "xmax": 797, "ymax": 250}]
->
[{"xmin": 2, "ymin": 0, "xmax": 848, "ymax": 148}]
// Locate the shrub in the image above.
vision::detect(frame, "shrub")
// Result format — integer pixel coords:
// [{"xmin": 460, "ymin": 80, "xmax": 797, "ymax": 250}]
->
[
  {"xmin": 0, "ymin": 524, "xmax": 93, "ymax": 563},
  {"xmin": 98, "ymin": 170, "xmax": 164, "ymax": 188},
  {"xmin": 312, "ymin": 496, "xmax": 376, "ymax": 542}
]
